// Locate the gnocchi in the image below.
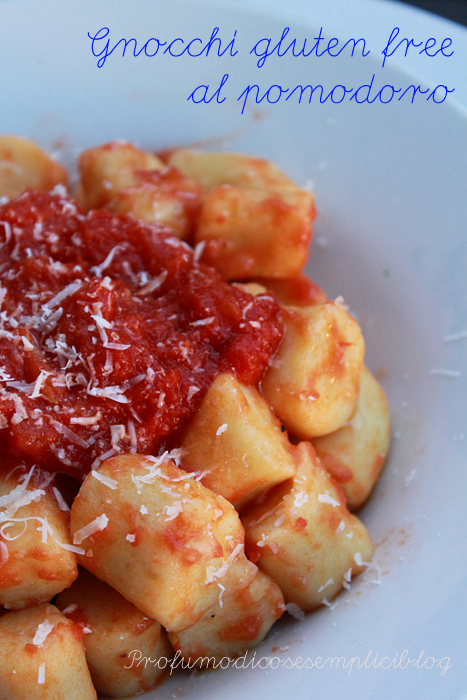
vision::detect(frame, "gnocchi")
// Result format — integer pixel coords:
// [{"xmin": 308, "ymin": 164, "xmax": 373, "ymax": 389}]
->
[{"xmin": 0, "ymin": 136, "xmax": 390, "ymax": 699}]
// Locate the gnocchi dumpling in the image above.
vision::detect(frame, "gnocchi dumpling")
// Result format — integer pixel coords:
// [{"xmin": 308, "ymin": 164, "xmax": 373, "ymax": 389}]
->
[
  {"xmin": 70, "ymin": 453, "xmax": 257, "ymax": 632},
  {"xmin": 242, "ymin": 441, "xmax": 373, "ymax": 611},
  {"xmin": 312, "ymin": 365, "xmax": 390, "ymax": 509},
  {"xmin": 262, "ymin": 302, "xmax": 365, "ymax": 438},
  {"xmin": 168, "ymin": 570, "xmax": 284, "ymax": 664},
  {"xmin": 0, "ymin": 465, "xmax": 78, "ymax": 610},
  {"xmin": 180, "ymin": 373, "xmax": 296, "ymax": 510},
  {"xmin": 77, "ymin": 141, "xmax": 203, "ymax": 240},
  {"xmin": 168, "ymin": 149, "xmax": 316, "ymax": 280},
  {"xmin": 56, "ymin": 568, "xmax": 172, "ymax": 698},
  {"xmin": 0, "ymin": 603, "xmax": 96, "ymax": 699},
  {"xmin": 0, "ymin": 135, "xmax": 67, "ymax": 199}
]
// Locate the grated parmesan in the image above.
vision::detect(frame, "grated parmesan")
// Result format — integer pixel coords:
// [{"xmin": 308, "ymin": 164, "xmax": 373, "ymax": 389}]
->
[
  {"xmin": 61, "ymin": 604, "xmax": 78, "ymax": 615},
  {"xmin": 91, "ymin": 245, "xmax": 125, "ymax": 277},
  {"xmin": 444, "ymin": 329, "xmax": 467, "ymax": 342},
  {"xmin": 70, "ymin": 412, "xmax": 102, "ymax": 426},
  {"xmin": 335, "ymin": 520, "xmax": 346, "ymax": 534},
  {"xmin": 87, "ymin": 385, "xmax": 129, "ymax": 404},
  {"xmin": 52, "ymin": 487, "xmax": 70, "ymax": 512},
  {"xmin": 317, "ymin": 578, "xmax": 334, "ymax": 593},
  {"xmin": 73, "ymin": 514, "xmax": 109, "ymax": 545},
  {"xmin": 205, "ymin": 543, "xmax": 243, "ymax": 584},
  {"xmin": 318, "ymin": 491, "xmax": 340, "ymax": 507},
  {"xmin": 334, "ymin": 295, "xmax": 348, "ymax": 310},
  {"xmin": 190, "ymin": 316, "xmax": 215, "ymax": 327},
  {"xmin": 91, "ymin": 471, "xmax": 118, "ymax": 490},
  {"xmin": 0, "ymin": 540, "xmax": 8, "ymax": 563},
  {"xmin": 193, "ymin": 240, "xmax": 206, "ymax": 262},
  {"xmin": 163, "ymin": 500, "xmax": 184, "ymax": 521},
  {"xmin": 49, "ymin": 419, "xmax": 89, "ymax": 448},
  {"xmin": 187, "ymin": 386, "xmax": 200, "ymax": 401},
  {"xmin": 217, "ymin": 583, "xmax": 226, "ymax": 608},
  {"xmin": 136, "ymin": 269, "xmax": 168, "ymax": 296},
  {"xmin": 33, "ymin": 620, "xmax": 55, "ymax": 646},
  {"xmin": 285, "ymin": 603, "xmax": 305, "ymax": 621},
  {"xmin": 37, "ymin": 663, "xmax": 45, "ymax": 685},
  {"xmin": 293, "ymin": 492, "xmax": 309, "ymax": 509},
  {"xmin": 429, "ymin": 368, "xmax": 461, "ymax": 378}
]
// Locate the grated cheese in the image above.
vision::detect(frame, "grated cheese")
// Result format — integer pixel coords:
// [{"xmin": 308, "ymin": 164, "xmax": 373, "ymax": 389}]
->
[
  {"xmin": 318, "ymin": 578, "xmax": 334, "ymax": 593},
  {"xmin": 90, "ymin": 245, "xmax": 125, "ymax": 277},
  {"xmin": 42, "ymin": 281, "xmax": 82, "ymax": 312},
  {"xmin": 105, "ymin": 342, "xmax": 131, "ymax": 350},
  {"xmin": 110, "ymin": 424, "xmax": 126, "ymax": 451},
  {"xmin": 318, "ymin": 491, "xmax": 340, "ymax": 507},
  {"xmin": 52, "ymin": 487, "xmax": 70, "ymax": 512},
  {"xmin": 429, "ymin": 368, "xmax": 461, "ymax": 378},
  {"xmin": 205, "ymin": 543, "xmax": 243, "ymax": 584},
  {"xmin": 33, "ymin": 620, "xmax": 55, "ymax": 646},
  {"xmin": 163, "ymin": 500, "xmax": 184, "ymax": 521},
  {"xmin": 274, "ymin": 514, "xmax": 285, "ymax": 527},
  {"xmin": 255, "ymin": 508, "xmax": 276, "ymax": 525},
  {"xmin": 335, "ymin": 520, "xmax": 346, "ymax": 534},
  {"xmin": 0, "ymin": 220, "xmax": 12, "ymax": 242},
  {"xmin": 127, "ymin": 419, "xmax": 137, "ymax": 452},
  {"xmin": 126, "ymin": 533, "xmax": 136, "ymax": 543},
  {"xmin": 70, "ymin": 412, "xmax": 102, "ymax": 426},
  {"xmin": 285, "ymin": 603, "xmax": 305, "ymax": 621},
  {"xmin": 0, "ymin": 540, "xmax": 8, "ymax": 563},
  {"xmin": 217, "ymin": 583, "xmax": 226, "ymax": 608},
  {"xmin": 190, "ymin": 316, "xmax": 215, "ymax": 327},
  {"xmin": 404, "ymin": 469, "xmax": 417, "ymax": 488},
  {"xmin": 193, "ymin": 240, "xmax": 206, "ymax": 262},
  {"xmin": 293, "ymin": 492, "xmax": 309, "ymax": 509},
  {"xmin": 37, "ymin": 663, "xmax": 45, "ymax": 685},
  {"xmin": 90, "ymin": 448, "xmax": 117, "ymax": 471},
  {"xmin": 73, "ymin": 514, "xmax": 109, "ymax": 545},
  {"xmin": 21, "ymin": 336, "xmax": 34, "ymax": 351},
  {"xmin": 91, "ymin": 471, "xmax": 118, "ymax": 490},
  {"xmin": 136, "ymin": 269, "xmax": 168, "ymax": 296},
  {"xmin": 444, "ymin": 329, "xmax": 467, "ymax": 342},
  {"xmin": 216, "ymin": 424, "xmax": 228, "ymax": 436},
  {"xmin": 87, "ymin": 385, "xmax": 129, "ymax": 403},
  {"xmin": 187, "ymin": 386, "xmax": 200, "ymax": 401},
  {"xmin": 61, "ymin": 604, "xmax": 78, "ymax": 615},
  {"xmin": 334, "ymin": 295, "xmax": 349, "ymax": 310},
  {"xmin": 0, "ymin": 487, "xmax": 46, "ymax": 519},
  {"xmin": 49, "ymin": 419, "xmax": 89, "ymax": 448},
  {"xmin": 11, "ymin": 394, "xmax": 28, "ymax": 424}
]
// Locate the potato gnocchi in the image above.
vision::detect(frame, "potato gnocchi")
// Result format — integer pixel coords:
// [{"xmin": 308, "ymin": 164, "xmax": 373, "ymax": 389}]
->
[{"xmin": 0, "ymin": 136, "xmax": 390, "ymax": 699}]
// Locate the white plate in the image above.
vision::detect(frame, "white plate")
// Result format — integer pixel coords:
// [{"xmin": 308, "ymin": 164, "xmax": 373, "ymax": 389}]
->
[{"xmin": 0, "ymin": 1, "xmax": 466, "ymax": 698}]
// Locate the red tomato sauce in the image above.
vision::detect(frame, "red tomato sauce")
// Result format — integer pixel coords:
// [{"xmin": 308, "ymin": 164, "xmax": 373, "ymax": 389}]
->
[{"xmin": 0, "ymin": 187, "xmax": 282, "ymax": 480}]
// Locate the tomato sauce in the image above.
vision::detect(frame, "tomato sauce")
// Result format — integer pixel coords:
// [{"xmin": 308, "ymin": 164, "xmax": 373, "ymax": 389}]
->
[{"xmin": 0, "ymin": 187, "xmax": 282, "ymax": 480}]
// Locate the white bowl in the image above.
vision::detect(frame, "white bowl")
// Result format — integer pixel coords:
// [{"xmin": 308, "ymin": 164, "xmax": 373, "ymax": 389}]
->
[{"xmin": 0, "ymin": 0, "xmax": 466, "ymax": 698}]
